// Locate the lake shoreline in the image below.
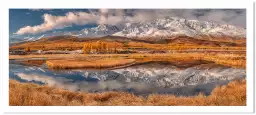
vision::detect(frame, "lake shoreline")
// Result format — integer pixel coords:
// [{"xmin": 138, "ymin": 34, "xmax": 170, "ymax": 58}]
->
[
  {"xmin": 9, "ymin": 79, "xmax": 246, "ymax": 106},
  {"xmin": 9, "ymin": 52, "xmax": 246, "ymax": 69}
]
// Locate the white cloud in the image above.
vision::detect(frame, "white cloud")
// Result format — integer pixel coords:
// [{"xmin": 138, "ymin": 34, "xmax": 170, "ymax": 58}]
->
[
  {"xmin": 16, "ymin": 9, "xmax": 246, "ymax": 35},
  {"xmin": 16, "ymin": 73, "xmax": 152, "ymax": 92},
  {"xmin": 16, "ymin": 12, "xmax": 99, "ymax": 35},
  {"xmin": 191, "ymin": 10, "xmax": 246, "ymax": 28}
]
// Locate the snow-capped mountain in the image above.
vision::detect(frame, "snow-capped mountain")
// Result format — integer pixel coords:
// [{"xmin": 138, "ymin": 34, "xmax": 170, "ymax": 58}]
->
[
  {"xmin": 81, "ymin": 24, "xmax": 123, "ymax": 37},
  {"xmin": 79, "ymin": 17, "xmax": 245, "ymax": 40},
  {"xmin": 11, "ymin": 17, "xmax": 246, "ymax": 43},
  {"xmin": 112, "ymin": 17, "xmax": 246, "ymax": 39}
]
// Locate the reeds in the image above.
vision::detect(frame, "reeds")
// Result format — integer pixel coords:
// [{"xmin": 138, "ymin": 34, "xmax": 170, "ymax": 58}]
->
[
  {"xmin": 9, "ymin": 79, "xmax": 246, "ymax": 106},
  {"xmin": 46, "ymin": 58, "xmax": 136, "ymax": 69},
  {"xmin": 9, "ymin": 38, "xmax": 246, "ymax": 51},
  {"xmin": 10, "ymin": 52, "xmax": 246, "ymax": 69}
]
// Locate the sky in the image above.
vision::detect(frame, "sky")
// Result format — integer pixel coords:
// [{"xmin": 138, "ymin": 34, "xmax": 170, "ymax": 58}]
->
[{"xmin": 9, "ymin": 9, "xmax": 246, "ymax": 40}]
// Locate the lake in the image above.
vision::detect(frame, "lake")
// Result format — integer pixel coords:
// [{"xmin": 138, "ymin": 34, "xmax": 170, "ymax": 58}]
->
[{"xmin": 9, "ymin": 59, "xmax": 246, "ymax": 96}]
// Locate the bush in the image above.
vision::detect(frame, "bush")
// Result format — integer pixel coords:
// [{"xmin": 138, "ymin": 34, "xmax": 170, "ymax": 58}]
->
[
  {"xmin": 123, "ymin": 42, "xmax": 129, "ymax": 47},
  {"xmin": 24, "ymin": 47, "xmax": 31, "ymax": 52}
]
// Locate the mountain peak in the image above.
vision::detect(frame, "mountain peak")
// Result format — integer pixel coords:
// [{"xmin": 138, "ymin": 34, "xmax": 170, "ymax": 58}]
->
[
  {"xmin": 16, "ymin": 17, "xmax": 246, "ymax": 43},
  {"xmin": 110, "ymin": 17, "xmax": 245, "ymax": 39}
]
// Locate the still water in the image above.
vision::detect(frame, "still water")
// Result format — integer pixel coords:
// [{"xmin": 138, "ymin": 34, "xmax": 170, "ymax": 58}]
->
[{"xmin": 9, "ymin": 59, "xmax": 246, "ymax": 96}]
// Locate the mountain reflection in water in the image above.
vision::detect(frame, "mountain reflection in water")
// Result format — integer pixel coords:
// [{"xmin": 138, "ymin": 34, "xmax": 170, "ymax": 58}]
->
[{"xmin": 9, "ymin": 60, "xmax": 246, "ymax": 96}]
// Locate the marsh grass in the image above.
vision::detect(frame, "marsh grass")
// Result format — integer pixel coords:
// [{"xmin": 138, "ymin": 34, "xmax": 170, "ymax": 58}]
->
[
  {"xmin": 9, "ymin": 79, "xmax": 246, "ymax": 106},
  {"xmin": 10, "ymin": 52, "xmax": 246, "ymax": 69},
  {"xmin": 46, "ymin": 58, "xmax": 136, "ymax": 69},
  {"xmin": 9, "ymin": 37, "xmax": 246, "ymax": 51}
]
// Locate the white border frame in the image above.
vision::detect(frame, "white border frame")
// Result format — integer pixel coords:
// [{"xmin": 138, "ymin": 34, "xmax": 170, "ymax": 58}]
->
[{"xmin": 0, "ymin": 0, "xmax": 255, "ymax": 114}]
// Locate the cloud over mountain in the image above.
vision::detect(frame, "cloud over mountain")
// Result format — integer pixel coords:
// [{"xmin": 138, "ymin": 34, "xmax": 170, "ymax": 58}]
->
[
  {"xmin": 16, "ymin": 9, "xmax": 246, "ymax": 35},
  {"xmin": 16, "ymin": 12, "xmax": 99, "ymax": 35}
]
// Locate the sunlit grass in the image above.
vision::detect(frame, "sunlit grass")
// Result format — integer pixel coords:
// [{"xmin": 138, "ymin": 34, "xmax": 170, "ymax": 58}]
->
[
  {"xmin": 9, "ymin": 79, "xmax": 246, "ymax": 106},
  {"xmin": 9, "ymin": 38, "xmax": 246, "ymax": 51},
  {"xmin": 10, "ymin": 52, "xmax": 246, "ymax": 69},
  {"xmin": 46, "ymin": 58, "xmax": 136, "ymax": 69}
]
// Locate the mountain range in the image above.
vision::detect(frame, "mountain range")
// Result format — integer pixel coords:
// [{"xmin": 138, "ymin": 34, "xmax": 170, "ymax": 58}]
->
[
  {"xmin": 10, "ymin": 17, "xmax": 246, "ymax": 44},
  {"xmin": 82, "ymin": 17, "xmax": 246, "ymax": 39}
]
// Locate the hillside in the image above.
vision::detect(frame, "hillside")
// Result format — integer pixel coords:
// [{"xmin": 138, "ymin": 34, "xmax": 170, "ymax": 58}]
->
[
  {"xmin": 10, "ymin": 17, "xmax": 246, "ymax": 44},
  {"xmin": 9, "ymin": 35, "xmax": 246, "ymax": 51}
]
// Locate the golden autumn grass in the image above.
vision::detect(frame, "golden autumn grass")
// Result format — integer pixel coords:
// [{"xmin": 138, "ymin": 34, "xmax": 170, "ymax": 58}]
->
[
  {"xmin": 10, "ymin": 52, "xmax": 246, "ymax": 69},
  {"xmin": 18, "ymin": 60, "xmax": 45, "ymax": 66},
  {"xmin": 9, "ymin": 79, "xmax": 246, "ymax": 106},
  {"xmin": 46, "ymin": 58, "xmax": 135, "ymax": 69},
  {"xmin": 9, "ymin": 36, "xmax": 246, "ymax": 51},
  {"xmin": 9, "ymin": 54, "xmax": 85, "ymax": 60}
]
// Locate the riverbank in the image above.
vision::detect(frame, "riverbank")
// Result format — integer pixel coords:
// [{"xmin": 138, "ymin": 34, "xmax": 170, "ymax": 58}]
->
[
  {"xmin": 9, "ymin": 79, "xmax": 246, "ymax": 106},
  {"xmin": 46, "ymin": 58, "xmax": 136, "ymax": 69},
  {"xmin": 9, "ymin": 53, "xmax": 246, "ymax": 69}
]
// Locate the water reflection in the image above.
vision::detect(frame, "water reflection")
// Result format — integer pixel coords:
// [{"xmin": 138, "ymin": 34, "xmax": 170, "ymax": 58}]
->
[{"xmin": 9, "ymin": 60, "xmax": 246, "ymax": 96}]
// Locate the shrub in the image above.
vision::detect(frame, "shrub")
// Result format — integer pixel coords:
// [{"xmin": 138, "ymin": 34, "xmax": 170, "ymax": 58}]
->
[{"xmin": 24, "ymin": 47, "xmax": 31, "ymax": 52}]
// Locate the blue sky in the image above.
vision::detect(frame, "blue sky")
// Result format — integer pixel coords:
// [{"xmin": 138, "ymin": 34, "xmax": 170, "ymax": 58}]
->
[
  {"xmin": 9, "ymin": 9, "xmax": 98, "ymax": 39},
  {"xmin": 9, "ymin": 9, "xmax": 246, "ymax": 41}
]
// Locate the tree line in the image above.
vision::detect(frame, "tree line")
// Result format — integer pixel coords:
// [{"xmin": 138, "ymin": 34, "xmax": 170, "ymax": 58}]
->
[{"xmin": 82, "ymin": 41, "xmax": 120, "ymax": 54}]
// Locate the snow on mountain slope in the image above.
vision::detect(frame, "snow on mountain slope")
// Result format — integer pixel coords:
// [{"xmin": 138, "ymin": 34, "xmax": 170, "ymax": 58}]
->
[
  {"xmin": 82, "ymin": 17, "xmax": 246, "ymax": 39},
  {"xmin": 81, "ymin": 24, "xmax": 123, "ymax": 37},
  {"xmin": 13, "ymin": 17, "xmax": 245, "ymax": 43}
]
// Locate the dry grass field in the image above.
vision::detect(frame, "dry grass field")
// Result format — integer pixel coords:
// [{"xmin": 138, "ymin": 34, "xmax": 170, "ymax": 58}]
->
[
  {"xmin": 9, "ymin": 36, "xmax": 247, "ymax": 106},
  {"xmin": 9, "ymin": 36, "xmax": 246, "ymax": 51},
  {"xmin": 10, "ymin": 52, "xmax": 245, "ymax": 69},
  {"xmin": 46, "ymin": 58, "xmax": 135, "ymax": 69},
  {"xmin": 9, "ymin": 79, "xmax": 246, "ymax": 106}
]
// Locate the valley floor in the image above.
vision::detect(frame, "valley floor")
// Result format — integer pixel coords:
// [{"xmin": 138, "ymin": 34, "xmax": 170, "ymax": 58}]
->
[
  {"xmin": 9, "ymin": 52, "xmax": 246, "ymax": 69},
  {"xmin": 8, "ymin": 16, "xmax": 247, "ymax": 106},
  {"xmin": 9, "ymin": 51, "xmax": 246, "ymax": 106}
]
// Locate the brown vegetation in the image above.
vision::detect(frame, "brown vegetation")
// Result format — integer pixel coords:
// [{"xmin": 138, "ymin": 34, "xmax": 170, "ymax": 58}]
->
[
  {"xmin": 203, "ymin": 54, "xmax": 246, "ymax": 68},
  {"xmin": 10, "ymin": 52, "xmax": 246, "ymax": 69},
  {"xmin": 9, "ymin": 79, "xmax": 246, "ymax": 106},
  {"xmin": 24, "ymin": 47, "xmax": 31, "ymax": 52},
  {"xmin": 9, "ymin": 36, "xmax": 246, "ymax": 52},
  {"xmin": 46, "ymin": 58, "xmax": 136, "ymax": 69},
  {"xmin": 9, "ymin": 36, "xmax": 247, "ymax": 106},
  {"xmin": 18, "ymin": 60, "xmax": 45, "ymax": 66},
  {"xmin": 82, "ymin": 40, "xmax": 122, "ymax": 54},
  {"xmin": 9, "ymin": 54, "xmax": 86, "ymax": 60}
]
